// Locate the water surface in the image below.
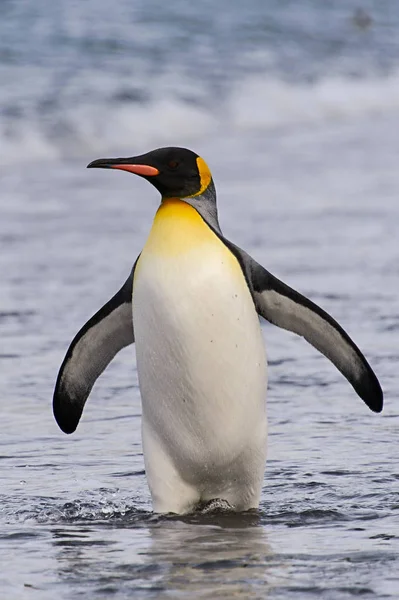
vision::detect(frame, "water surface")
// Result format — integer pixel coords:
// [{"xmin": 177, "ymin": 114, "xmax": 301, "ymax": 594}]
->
[{"xmin": 1, "ymin": 1, "xmax": 398, "ymax": 598}]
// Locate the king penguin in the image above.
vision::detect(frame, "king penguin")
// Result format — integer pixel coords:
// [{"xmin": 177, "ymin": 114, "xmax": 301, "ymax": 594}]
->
[{"xmin": 53, "ymin": 147, "xmax": 383, "ymax": 515}]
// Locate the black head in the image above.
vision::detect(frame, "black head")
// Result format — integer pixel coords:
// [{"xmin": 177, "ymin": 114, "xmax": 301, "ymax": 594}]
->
[{"xmin": 87, "ymin": 147, "xmax": 213, "ymax": 199}]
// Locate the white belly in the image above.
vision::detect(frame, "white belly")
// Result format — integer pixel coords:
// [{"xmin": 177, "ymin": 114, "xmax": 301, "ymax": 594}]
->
[{"xmin": 132, "ymin": 200, "xmax": 267, "ymax": 512}]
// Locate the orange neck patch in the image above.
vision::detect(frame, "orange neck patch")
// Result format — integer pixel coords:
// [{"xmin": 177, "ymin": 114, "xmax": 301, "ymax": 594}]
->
[{"xmin": 142, "ymin": 198, "xmax": 215, "ymax": 258}]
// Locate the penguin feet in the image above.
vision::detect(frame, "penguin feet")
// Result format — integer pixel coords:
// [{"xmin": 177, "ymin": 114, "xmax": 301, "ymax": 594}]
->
[{"xmin": 198, "ymin": 498, "xmax": 234, "ymax": 514}]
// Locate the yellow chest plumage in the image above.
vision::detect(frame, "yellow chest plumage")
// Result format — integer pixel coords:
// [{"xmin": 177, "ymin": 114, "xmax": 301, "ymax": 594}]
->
[{"xmin": 138, "ymin": 198, "xmax": 228, "ymax": 259}]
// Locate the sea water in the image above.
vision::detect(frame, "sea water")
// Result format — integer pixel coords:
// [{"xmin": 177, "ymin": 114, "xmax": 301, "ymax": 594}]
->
[{"xmin": 1, "ymin": 1, "xmax": 398, "ymax": 598}]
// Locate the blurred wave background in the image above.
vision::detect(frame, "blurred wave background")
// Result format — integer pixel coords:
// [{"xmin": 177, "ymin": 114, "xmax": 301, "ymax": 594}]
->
[{"xmin": 1, "ymin": 0, "xmax": 398, "ymax": 162}]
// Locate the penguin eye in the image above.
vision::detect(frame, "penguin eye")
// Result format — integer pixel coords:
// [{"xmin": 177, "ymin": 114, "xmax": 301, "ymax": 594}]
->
[{"xmin": 168, "ymin": 160, "xmax": 179, "ymax": 170}]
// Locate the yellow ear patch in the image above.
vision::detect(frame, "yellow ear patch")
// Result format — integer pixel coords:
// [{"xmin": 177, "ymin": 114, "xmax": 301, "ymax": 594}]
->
[{"xmin": 190, "ymin": 156, "xmax": 212, "ymax": 197}]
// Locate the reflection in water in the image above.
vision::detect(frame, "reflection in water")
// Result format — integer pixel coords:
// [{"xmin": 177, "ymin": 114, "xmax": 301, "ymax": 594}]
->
[
  {"xmin": 50, "ymin": 513, "xmax": 280, "ymax": 598},
  {"xmin": 147, "ymin": 515, "xmax": 274, "ymax": 598}
]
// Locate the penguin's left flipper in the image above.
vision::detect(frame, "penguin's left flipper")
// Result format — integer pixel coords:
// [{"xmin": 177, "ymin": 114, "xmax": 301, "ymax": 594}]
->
[
  {"xmin": 53, "ymin": 262, "xmax": 137, "ymax": 434},
  {"xmin": 225, "ymin": 242, "xmax": 383, "ymax": 413}
]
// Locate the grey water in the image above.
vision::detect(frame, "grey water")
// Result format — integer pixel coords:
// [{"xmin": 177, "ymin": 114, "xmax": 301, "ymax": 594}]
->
[{"xmin": 1, "ymin": 1, "xmax": 399, "ymax": 598}]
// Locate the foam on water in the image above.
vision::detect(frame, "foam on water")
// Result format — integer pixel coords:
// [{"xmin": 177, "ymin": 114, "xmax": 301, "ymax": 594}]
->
[
  {"xmin": 230, "ymin": 71, "xmax": 399, "ymax": 129},
  {"xmin": 2, "ymin": 71, "xmax": 399, "ymax": 165}
]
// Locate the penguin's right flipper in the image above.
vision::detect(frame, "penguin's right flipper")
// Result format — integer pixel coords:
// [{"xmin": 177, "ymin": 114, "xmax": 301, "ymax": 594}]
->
[
  {"xmin": 245, "ymin": 256, "xmax": 383, "ymax": 413},
  {"xmin": 53, "ymin": 263, "xmax": 137, "ymax": 434}
]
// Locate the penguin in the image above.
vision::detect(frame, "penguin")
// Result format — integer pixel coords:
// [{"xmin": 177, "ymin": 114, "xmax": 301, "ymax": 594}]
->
[{"xmin": 53, "ymin": 147, "xmax": 383, "ymax": 515}]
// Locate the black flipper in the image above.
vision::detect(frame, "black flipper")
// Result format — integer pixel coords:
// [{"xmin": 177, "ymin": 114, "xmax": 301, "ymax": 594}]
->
[
  {"xmin": 220, "ymin": 240, "xmax": 383, "ymax": 413},
  {"xmin": 53, "ymin": 262, "xmax": 137, "ymax": 434}
]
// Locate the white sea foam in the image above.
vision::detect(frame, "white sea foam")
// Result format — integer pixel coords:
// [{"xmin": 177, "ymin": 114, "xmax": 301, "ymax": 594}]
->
[
  {"xmin": 1, "ymin": 71, "xmax": 399, "ymax": 165},
  {"xmin": 230, "ymin": 73, "xmax": 399, "ymax": 129}
]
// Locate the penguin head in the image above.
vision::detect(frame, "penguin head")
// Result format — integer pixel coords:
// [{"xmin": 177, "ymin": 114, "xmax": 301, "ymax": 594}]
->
[{"xmin": 87, "ymin": 147, "xmax": 213, "ymax": 199}]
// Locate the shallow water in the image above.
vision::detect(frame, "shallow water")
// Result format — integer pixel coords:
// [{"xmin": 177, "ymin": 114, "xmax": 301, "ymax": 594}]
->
[{"xmin": 1, "ymin": 1, "xmax": 399, "ymax": 598}]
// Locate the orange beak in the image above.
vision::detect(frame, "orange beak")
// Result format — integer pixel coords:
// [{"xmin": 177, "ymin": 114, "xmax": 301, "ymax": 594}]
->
[{"xmin": 87, "ymin": 158, "xmax": 159, "ymax": 176}]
